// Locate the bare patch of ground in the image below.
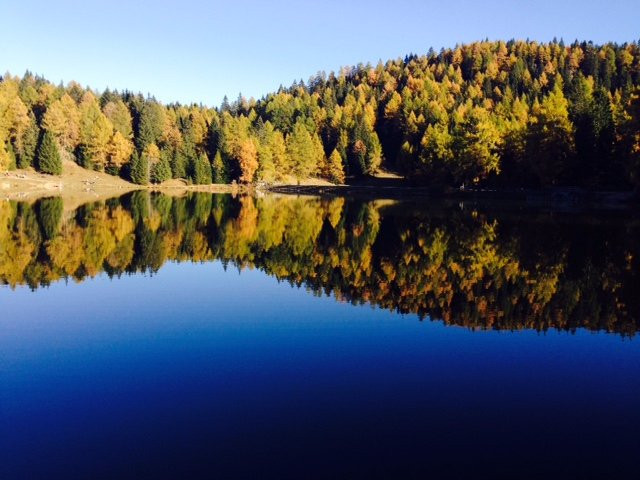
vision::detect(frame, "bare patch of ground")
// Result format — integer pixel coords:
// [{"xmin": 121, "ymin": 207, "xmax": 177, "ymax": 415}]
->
[
  {"xmin": 1, "ymin": 160, "xmax": 137, "ymax": 210},
  {"xmin": 0, "ymin": 161, "xmax": 244, "ymax": 206}
]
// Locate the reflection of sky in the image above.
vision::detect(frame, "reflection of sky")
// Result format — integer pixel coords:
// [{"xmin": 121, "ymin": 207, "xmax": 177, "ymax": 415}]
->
[{"xmin": 2, "ymin": 261, "xmax": 640, "ymax": 478}]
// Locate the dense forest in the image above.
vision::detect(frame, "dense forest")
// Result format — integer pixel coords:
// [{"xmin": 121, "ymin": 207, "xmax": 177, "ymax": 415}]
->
[
  {"xmin": 2, "ymin": 193, "xmax": 639, "ymax": 334},
  {"xmin": 1, "ymin": 39, "xmax": 640, "ymax": 189}
]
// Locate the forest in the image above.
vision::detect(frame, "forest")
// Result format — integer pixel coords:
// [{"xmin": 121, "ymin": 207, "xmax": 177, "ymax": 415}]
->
[
  {"xmin": 2, "ymin": 193, "xmax": 639, "ymax": 334},
  {"xmin": 1, "ymin": 39, "xmax": 640, "ymax": 189}
]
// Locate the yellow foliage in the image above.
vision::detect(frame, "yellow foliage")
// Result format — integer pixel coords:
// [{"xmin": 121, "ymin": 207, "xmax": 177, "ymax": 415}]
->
[
  {"xmin": 107, "ymin": 131, "xmax": 134, "ymax": 168},
  {"xmin": 43, "ymin": 94, "xmax": 81, "ymax": 151}
]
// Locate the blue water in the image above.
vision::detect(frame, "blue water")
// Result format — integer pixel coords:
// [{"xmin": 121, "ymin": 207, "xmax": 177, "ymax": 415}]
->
[{"xmin": 2, "ymin": 261, "xmax": 639, "ymax": 479}]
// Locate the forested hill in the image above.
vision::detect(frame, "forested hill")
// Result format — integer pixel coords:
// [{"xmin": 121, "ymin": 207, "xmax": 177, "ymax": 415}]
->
[{"xmin": 1, "ymin": 39, "xmax": 640, "ymax": 189}]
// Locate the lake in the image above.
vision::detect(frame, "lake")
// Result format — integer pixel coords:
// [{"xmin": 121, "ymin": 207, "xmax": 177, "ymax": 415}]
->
[{"xmin": 1, "ymin": 192, "xmax": 639, "ymax": 479}]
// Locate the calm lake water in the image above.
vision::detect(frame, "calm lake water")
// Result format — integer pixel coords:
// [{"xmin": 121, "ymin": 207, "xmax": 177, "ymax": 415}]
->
[{"xmin": 1, "ymin": 193, "xmax": 639, "ymax": 479}]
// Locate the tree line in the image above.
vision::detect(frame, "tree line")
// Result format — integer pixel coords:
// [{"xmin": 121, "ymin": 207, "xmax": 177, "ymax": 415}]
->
[
  {"xmin": 2, "ymin": 193, "xmax": 639, "ymax": 334},
  {"xmin": 1, "ymin": 39, "xmax": 640, "ymax": 188}
]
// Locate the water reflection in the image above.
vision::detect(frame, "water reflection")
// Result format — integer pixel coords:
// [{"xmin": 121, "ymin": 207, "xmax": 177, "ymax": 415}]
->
[{"xmin": 1, "ymin": 193, "xmax": 639, "ymax": 334}]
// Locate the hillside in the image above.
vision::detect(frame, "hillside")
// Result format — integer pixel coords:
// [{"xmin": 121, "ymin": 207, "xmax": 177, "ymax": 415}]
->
[
  {"xmin": 0, "ymin": 159, "xmax": 253, "ymax": 205},
  {"xmin": 1, "ymin": 160, "xmax": 136, "ymax": 207},
  {"xmin": 1, "ymin": 39, "xmax": 639, "ymax": 191}
]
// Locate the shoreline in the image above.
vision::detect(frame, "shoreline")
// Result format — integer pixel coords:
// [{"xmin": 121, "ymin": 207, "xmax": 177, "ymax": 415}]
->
[
  {"xmin": 2, "ymin": 164, "xmax": 638, "ymax": 210},
  {"xmin": 265, "ymin": 184, "xmax": 640, "ymax": 209}
]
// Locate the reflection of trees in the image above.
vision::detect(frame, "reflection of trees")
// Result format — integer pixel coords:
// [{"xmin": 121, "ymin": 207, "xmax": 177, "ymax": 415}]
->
[
  {"xmin": 1, "ymin": 193, "xmax": 639, "ymax": 334},
  {"xmin": 0, "ymin": 202, "xmax": 37, "ymax": 287}
]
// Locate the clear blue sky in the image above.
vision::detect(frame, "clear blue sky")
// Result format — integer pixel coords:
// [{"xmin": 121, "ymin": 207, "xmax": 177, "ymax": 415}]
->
[{"xmin": 2, "ymin": 0, "xmax": 639, "ymax": 106}]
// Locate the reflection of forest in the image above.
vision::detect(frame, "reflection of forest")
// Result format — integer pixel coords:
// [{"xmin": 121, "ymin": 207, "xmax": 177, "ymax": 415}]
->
[{"xmin": 1, "ymin": 193, "xmax": 639, "ymax": 334}]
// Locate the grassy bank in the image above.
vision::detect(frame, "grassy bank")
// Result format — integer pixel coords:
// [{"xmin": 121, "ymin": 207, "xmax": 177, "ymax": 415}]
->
[{"xmin": 0, "ymin": 161, "xmax": 244, "ymax": 207}]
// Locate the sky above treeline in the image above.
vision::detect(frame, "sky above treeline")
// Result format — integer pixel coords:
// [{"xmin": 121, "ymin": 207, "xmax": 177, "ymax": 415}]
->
[{"xmin": 2, "ymin": 0, "xmax": 639, "ymax": 106}]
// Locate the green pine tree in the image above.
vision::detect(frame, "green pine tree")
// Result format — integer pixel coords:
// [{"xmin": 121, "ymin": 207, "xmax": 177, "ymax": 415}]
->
[
  {"xmin": 135, "ymin": 102, "xmax": 165, "ymax": 152},
  {"xmin": 170, "ymin": 147, "xmax": 187, "ymax": 179},
  {"xmin": 193, "ymin": 153, "xmax": 212, "ymax": 184},
  {"xmin": 130, "ymin": 150, "xmax": 149, "ymax": 185},
  {"xmin": 7, "ymin": 143, "xmax": 17, "ymax": 170},
  {"xmin": 18, "ymin": 113, "xmax": 39, "ymax": 169},
  {"xmin": 75, "ymin": 144, "xmax": 94, "ymax": 170},
  {"xmin": 151, "ymin": 154, "xmax": 171, "ymax": 184},
  {"xmin": 36, "ymin": 131, "xmax": 63, "ymax": 175},
  {"xmin": 212, "ymin": 150, "xmax": 228, "ymax": 183}
]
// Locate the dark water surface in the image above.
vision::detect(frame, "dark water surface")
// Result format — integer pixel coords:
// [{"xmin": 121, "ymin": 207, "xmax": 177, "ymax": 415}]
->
[{"xmin": 1, "ymin": 193, "xmax": 639, "ymax": 479}]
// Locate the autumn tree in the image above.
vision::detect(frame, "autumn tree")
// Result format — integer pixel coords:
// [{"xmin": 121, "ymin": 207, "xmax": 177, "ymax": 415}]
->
[
  {"xmin": 103, "ymin": 99, "xmax": 133, "ymax": 139},
  {"xmin": 42, "ymin": 94, "xmax": 80, "ymax": 153},
  {"xmin": 526, "ymin": 79, "xmax": 575, "ymax": 185},
  {"xmin": 417, "ymin": 122, "xmax": 454, "ymax": 181},
  {"xmin": 78, "ymin": 92, "xmax": 113, "ymax": 169},
  {"xmin": 328, "ymin": 149, "xmax": 346, "ymax": 184},
  {"xmin": 0, "ymin": 77, "xmax": 31, "ymax": 170},
  {"xmin": 619, "ymin": 88, "xmax": 640, "ymax": 187},
  {"xmin": 106, "ymin": 131, "xmax": 134, "ymax": 172},
  {"xmin": 451, "ymin": 106, "xmax": 502, "ymax": 184},
  {"xmin": 217, "ymin": 113, "xmax": 259, "ymax": 182},
  {"xmin": 237, "ymin": 139, "xmax": 258, "ymax": 183},
  {"xmin": 286, "ymin": 121, "xmax": 323, "ymax": 180}
]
